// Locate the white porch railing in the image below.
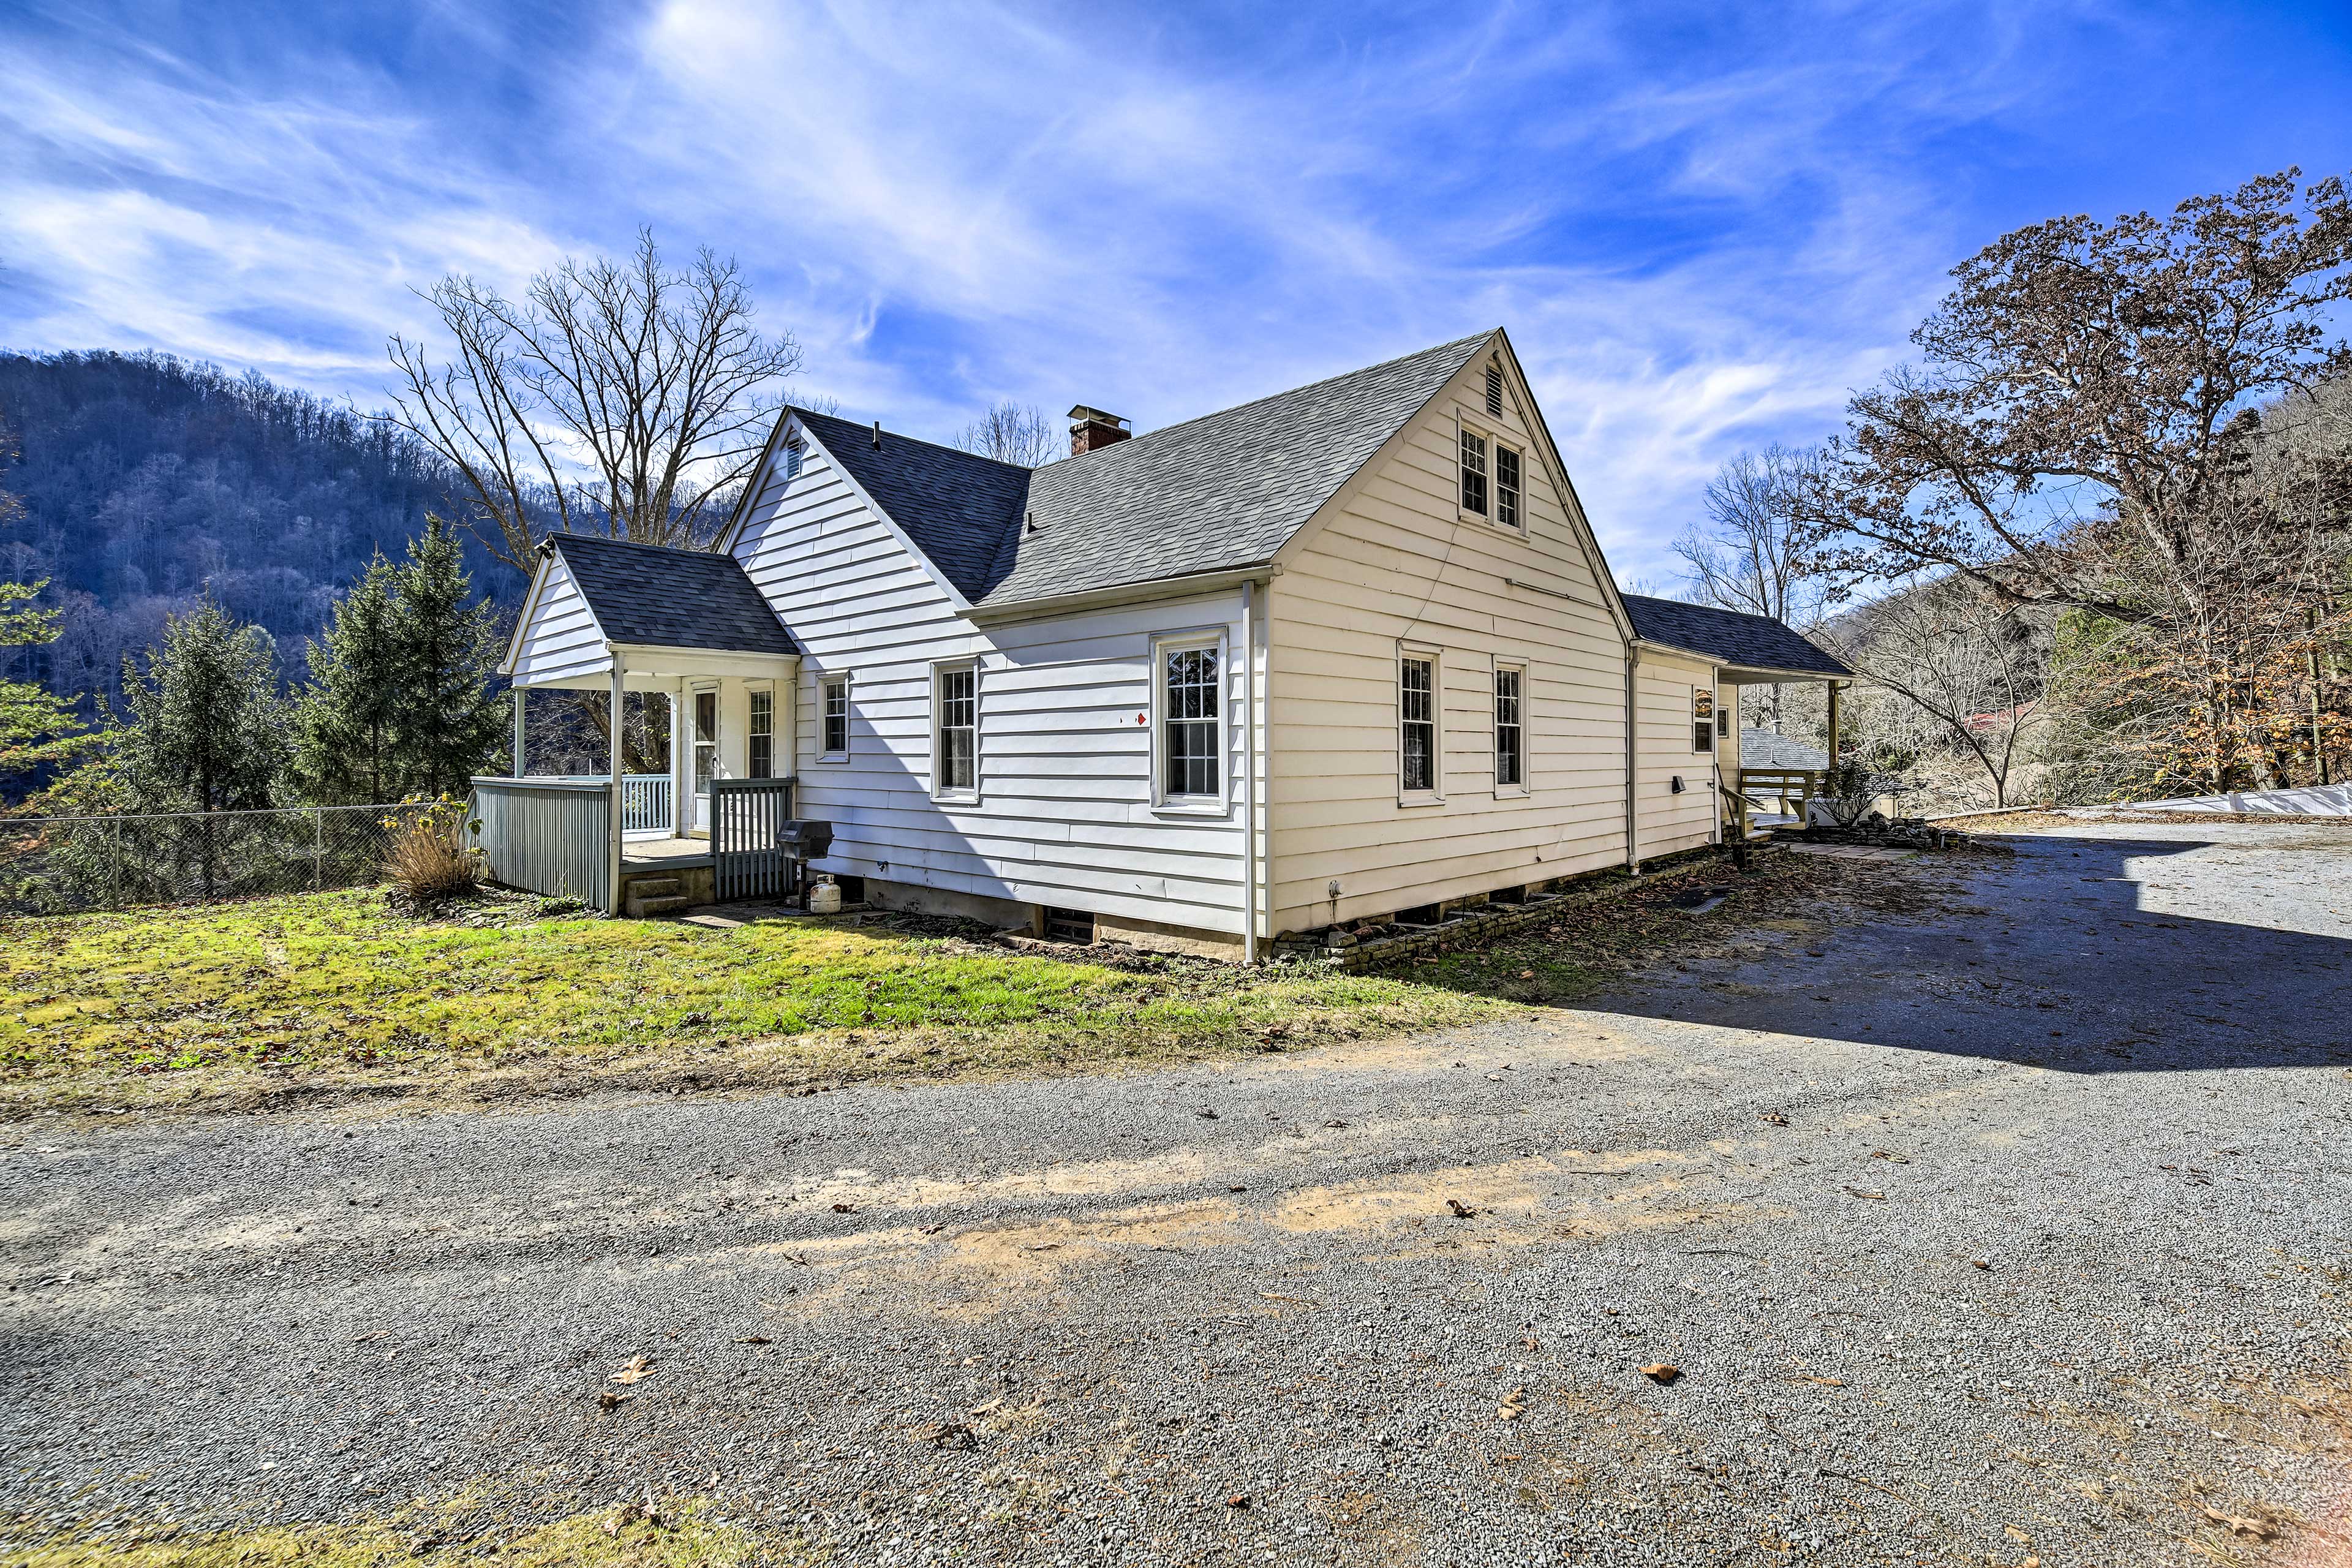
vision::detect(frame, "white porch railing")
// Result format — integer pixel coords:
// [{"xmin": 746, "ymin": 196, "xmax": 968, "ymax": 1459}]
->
[
  {"xmin": 541, "ymin": 774, "xmax": 674, "ymax": 835},
  {"xmin": 621, "ymin": 775, "xmax": 673, "ymax": 835}
]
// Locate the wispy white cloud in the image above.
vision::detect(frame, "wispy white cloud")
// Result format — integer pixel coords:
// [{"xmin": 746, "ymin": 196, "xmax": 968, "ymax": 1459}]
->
[{"xmin": 1, "ymin": 0, "xmax": 2341, "ymax": 582}]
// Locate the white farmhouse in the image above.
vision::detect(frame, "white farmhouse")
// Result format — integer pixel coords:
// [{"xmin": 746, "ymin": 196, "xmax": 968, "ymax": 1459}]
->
[{"xmin": 483, "ymin": 329, "xmax": 1850, "ymax": 953}]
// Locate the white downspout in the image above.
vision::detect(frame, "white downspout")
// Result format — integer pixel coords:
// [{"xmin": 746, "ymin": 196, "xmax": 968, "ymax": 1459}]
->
[{"xmin": 1241, "ymin": 580, "xmax": 1259, "ymax": 965}]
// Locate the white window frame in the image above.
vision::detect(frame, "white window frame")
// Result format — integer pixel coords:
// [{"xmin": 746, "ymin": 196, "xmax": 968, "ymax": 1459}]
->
[
  {"xmin": 818, "ymin": 674, "xmax": 851, "ymax": 763},
  {"xmin": 1493, "ymin": 440, "xmax": 1525, "ymax": 533},
  {"xmin": 1150, "ymin": 627, "xmax": 1229, "ymax": 815},
  {"xmin": 1693, "ymin": 684, "xmax": 1716, "ymax": 755},
  {"xmin": 931, "ymin": 657, "xmax": 981, "ymax": 805},
  {"xmin": 1457, "ymin": 420, "xmax": 1490, "ymax": 521},
  {"xmin": 747, "ymin": 681, "xmax": 776, "ymax": 780},
  {"xmin": 1493, "ymin": 659, "xmax": 1528, "ymax": 797},
  {"xmin": 1398, "ymin": 643, "xmax": 1444, "ymax": 805}
]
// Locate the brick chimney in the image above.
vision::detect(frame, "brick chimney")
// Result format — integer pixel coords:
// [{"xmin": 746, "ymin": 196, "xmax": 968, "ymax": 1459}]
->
[{"xmin": 1067, "ymin": 405, "xmax": 1131, "ymax": 456}]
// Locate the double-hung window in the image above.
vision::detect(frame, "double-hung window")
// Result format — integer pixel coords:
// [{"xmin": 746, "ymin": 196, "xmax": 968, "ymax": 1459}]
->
[
  {"xmin": 1694, "ymin": 687, "xmax": 1716, "ymax": 754},
  {"xmin": 1459, "ymin": 428, "xmax": 1489, "ymax": 516},
  {"xmin": 1400, "ymin": 652, "xmax": 1438, "ymax": 797},
  {"xmin": 934, "ymin": 661, "xmax": 978, "ymax": 801},
  {"xmin": 1494, "ymin": 664, "xmax": 1525, "ymax": 791},
  {"xmin": 747, "ymin": 687, "xmax": 774, "ymax": 778},
  {"xmin": 1158, "ymin": 636, "xmax": 1223, "ymax": 806},
  {"xmin": 820, "ymin": 676, "xmax": 850, "ymax": 760},
  {"xmin": 1495, "ymin": 445, "xmax": 1522, "ymax": 532}
]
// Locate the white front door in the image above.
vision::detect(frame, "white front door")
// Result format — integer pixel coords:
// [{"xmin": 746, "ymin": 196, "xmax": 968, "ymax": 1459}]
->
[{"xmin": 691, "ymin": 687, "xmax": 718, "ymax": 835}]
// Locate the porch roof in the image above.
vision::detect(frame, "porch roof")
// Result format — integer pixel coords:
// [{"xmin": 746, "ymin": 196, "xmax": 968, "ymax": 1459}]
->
[
  {"xmin": 1624, "ymin": 594, "xmax": 1851, "ymax": 683},
  {"xmin": 546, "ymin": 535, "xmax": 801, "ymax": 656}
]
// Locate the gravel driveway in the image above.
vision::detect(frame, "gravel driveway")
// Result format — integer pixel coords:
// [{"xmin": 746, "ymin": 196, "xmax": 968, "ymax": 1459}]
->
[{"xmin": 6, "ymin": 820, "xmax": 2350, "ymax": 1566}]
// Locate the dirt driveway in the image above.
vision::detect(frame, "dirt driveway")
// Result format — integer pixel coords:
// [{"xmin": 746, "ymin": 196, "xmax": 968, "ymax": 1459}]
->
[{"xmin": 5, "ymin": 820, "xmax": 2349, "ymax": 1566}]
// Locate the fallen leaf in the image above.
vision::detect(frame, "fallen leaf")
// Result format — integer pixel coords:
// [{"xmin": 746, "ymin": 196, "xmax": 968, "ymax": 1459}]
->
[
  {"xmin": 1639, "ymin": 1363, "xmax": 1681, "ymax": 1384},
  {"xmin": 968, "ymin": 1395, "xmax": 1003, "ymax": 1416},
  {"xmin": 1447, "ymin": 1198, "xmax": 1479, "ymax": 1219},
  {"xmin": 1869, "ymin": 1150, "xmax": 1911, "ymax": 1164},
  {"xmin": 732, "ymin": 1336, "xmax": 772, "ymax": 1345},
  {"xmin": 1843, "ymin": 1186, "xmax": 1887, "ymax": 1201},
  {"xmin": 1497, "ymin": 1387, "xmax": 1529, "ymax": 1420},
  {"xmin": 831, "ymin": 1202, "xmax": 858, "ymax": 1213},
  {"xmin": 1760, "ymin": 1112, "xmax": 1789, "ymax": 1126},
  {"xmin": 610, "ymin": 1354, "xmax": 656, "ymax": 1385},
  {"xmin": 1518, "ymin": 970, "xmax": 1535, "ymax": 979},
  {"xmin": 1324, "ymin": 1120, "xmax": 1350, "ymax": 1129},
  {"xmin": 1520, "ymin": 1336, "xmax": 1541, "ymax": 1352},
  {"xmin": 920, "ymin": 1224, "xmax": 944, "ymax": 1235},
  {"xmin": 2186, "ymin": 1501, "xmax": 2278, "ymax": 1541},
  {"xmin": 919, "ymin": 1420, "xmax": 977, "ymax": 1450},
  {"xmin": 1785, "ymin": 1374, "xmax": 1845, "ymax": 1389},
  {"xmin": 597, "ymin": 1390, "xmax": 631, "ymax": 1411},
  {"xmin": 351, "ymin": 1330, "xmax": 388, "ymax": 1344},
  {"xmin": 1225, "ymin": 1493, "xmax": 1250, "ymax": 1509},
  {"xmin": 1972, "ymin": 1259, "xmax": 1992, "ymax": 1270},
  {"xmin": 1197, "ymin": 1109, "xmax": 1219, "ymax": 1120}
]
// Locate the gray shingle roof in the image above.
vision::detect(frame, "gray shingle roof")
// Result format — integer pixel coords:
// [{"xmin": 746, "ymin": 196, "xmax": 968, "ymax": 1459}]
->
[
  {"xmin": 794, "ymin": 410, "xmax": 1033, "ymax": 601},
  {"xmin": 990, "ymin": 333, "xmax": 1493, "ymax": 606},
  {"xmin": 787, "ymin": 333, "xmax": 1495, "ymax": 609},
  {"xmin": 548, "ymin": 535, "xmax": 799, "ymax": 655},
  {"xmin": 1623, "ymin": 594, "xmax": 1850, "ymax": 677}
]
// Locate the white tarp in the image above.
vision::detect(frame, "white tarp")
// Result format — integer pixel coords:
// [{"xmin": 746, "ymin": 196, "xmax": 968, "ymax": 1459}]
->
[{"xmin": 2088, "ymin": 783, "xmax": 2352, "ymax": 818}]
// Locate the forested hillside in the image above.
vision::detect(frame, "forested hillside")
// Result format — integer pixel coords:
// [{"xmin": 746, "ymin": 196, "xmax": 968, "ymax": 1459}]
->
[{"xmin": 0, "ymin": 351, "xmax": 519, "ymax": 714}]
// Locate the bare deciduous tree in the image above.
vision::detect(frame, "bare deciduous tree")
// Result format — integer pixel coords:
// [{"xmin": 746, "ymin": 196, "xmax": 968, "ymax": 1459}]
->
[
  {"xmin": 386, "ymin": 228, "xmax": 803, "ymax": 572},
  {"xmin": 952, "ymin": 400, "xmax": 1060, "ymax": 467},
  {"xmin": 1676, "ymin": 444, "xmax": 1834, "ymax": 731},
  {"xmin": 1823, "ymin": 576, "xmax": 2049, "ymax": 807}
]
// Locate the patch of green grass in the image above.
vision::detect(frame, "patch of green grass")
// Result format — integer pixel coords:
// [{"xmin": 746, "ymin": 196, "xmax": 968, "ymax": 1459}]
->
[{"xmin": 0, "ymin": 891, "xmax": 1536, "ymax": 1111}]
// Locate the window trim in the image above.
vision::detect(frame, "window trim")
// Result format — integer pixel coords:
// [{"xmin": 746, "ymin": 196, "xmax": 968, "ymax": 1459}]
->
[
  {"xmin": 930, "ymin": 657, "xmax": 981, "ymax": 805},
  {"xmin": 1457, "ymin": 412, "xmax": 1524, "ymax": 533},
  {"xmin": 1150, "ymin": 626, "xmax": 1230, "ymax": 816},
  {"xmin": 747, "ymin": 681, "xmax": 775, "ymax": 780},
  {"xmin": 1398, "ymin": 643, "xmax": 1444, "ymax": 806},
  {"xmin": 1493, "ymin": 659, "xmax": 1529, "ymax": 798},
  {"xmin": 817, "ymin": 673, "xmax": 852, "ymax": 763},
  {"xmin": 1457, "ymin": 420, "xmax": 1490, "ymax": 521},
  {"xmin": 1693, "ymin": 684, "xmax": 1716, "ymax": 755}
]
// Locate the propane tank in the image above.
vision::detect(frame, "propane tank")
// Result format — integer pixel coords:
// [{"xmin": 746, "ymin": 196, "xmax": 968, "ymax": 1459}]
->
[{"xmin": 806, "ymin": 875, "xmax": 843, "ymax": 916}]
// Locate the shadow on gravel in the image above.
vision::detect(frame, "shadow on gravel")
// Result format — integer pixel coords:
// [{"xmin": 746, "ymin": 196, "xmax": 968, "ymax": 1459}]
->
[{"xmin": 1559, "ymin": 831, "xmax": 2352, "ymax": 1075}]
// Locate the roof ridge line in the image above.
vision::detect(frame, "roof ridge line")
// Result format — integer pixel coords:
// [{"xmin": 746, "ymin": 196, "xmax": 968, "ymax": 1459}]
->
[
  {"xmin": 792, "ymin": 406, "xmax": 1037, "ymax": 476},
  {"xmin": 1034, "ymin": 330, "xmax": 1498, "ymax": 471}
]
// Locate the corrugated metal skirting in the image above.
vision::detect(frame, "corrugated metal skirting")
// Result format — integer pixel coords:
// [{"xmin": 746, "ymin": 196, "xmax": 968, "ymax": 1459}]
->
[{"xmin": 471, "ymin": 778, "xmax": 614, "ymax": 911}]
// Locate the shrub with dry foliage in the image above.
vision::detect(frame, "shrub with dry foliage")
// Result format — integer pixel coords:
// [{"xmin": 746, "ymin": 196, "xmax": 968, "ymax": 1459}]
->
[{"xmin": 382, "ymin": 795, "xmax": 483, "ymax": 900}]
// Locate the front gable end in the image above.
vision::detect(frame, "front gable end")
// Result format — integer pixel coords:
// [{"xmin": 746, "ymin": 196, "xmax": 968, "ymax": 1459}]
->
[{"xmin": 501, "ymin": 548, "xmax": 608, "ymax": 685}]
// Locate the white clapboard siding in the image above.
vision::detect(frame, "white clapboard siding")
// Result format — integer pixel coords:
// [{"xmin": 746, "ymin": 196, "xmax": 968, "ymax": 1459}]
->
[
  {"xmin": 1634, "ymin": 650, "xmax": 1720, "ymax": 858},
  {"xmin": 509, "ymin": 554, "xmax": 609, "ymax": 685},
  {"xmin": 730, "ymin": 431, "xmax": 1255, "ymax": 936},
  {"xmin": 1264, "ymin": 350, "xmax": 1632, "ymax": 932}
]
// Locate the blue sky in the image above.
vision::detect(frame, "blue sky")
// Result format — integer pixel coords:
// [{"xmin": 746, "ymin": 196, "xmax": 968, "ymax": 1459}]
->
[{"xmin": 2, "ymin": 1, "xmax": 2347, "ymax": 584}]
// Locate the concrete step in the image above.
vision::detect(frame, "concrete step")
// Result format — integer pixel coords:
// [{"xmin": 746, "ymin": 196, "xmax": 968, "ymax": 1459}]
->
[
  {"xmin": 628, "ymin": 894, "xmax": 694, "ymax": 919},
  {"xmin": 627, "ymin": 877, "xmax": 684, "ymax": 899}
]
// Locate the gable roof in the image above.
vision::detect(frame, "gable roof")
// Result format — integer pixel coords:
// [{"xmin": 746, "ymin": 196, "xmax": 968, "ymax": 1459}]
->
[
  {"xmin": 773, "ymin": 332, "xmax": 1496, "ymax": 611},
  {"xmin": 992, "ymin": 333, "xmax": 1493, "ymax": 606},
  {"xmin": 792, "ymin": 409, "xmax": 1032, "ymax": 602},
  {"xmin": 546, "ymin": 534, "xmax": 799, "ymax": 655},
  {"xmin": 1623, "ymin": 594, "xmax": 1850, "ymax": 677}
]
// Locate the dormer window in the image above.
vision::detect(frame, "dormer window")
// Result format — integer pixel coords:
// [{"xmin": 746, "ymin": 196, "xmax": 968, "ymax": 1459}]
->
[{"xmin": 1460, "ymin": 428, "xmax": 1488, "ymax": 516}]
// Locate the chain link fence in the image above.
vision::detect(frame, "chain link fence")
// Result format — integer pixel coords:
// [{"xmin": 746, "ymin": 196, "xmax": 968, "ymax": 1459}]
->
[{"xmin": 0, "ymin": 802, "xmax": 437, "ymax": 916}]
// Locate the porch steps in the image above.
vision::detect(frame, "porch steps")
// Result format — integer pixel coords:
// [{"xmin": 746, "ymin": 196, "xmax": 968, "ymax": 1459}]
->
[{"xmin": 624, "ymin": 876, "xmax": 693, "ymax": 920}]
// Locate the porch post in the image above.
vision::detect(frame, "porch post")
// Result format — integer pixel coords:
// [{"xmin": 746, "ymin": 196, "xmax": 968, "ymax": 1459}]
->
[
  {"xmin": 511, "ymin": 688, "xmax": 525, "ymax": 777},
  {"xmin": 608, "ymin": 664, "xmax": 625, "ymax": 914},
  {"xmin": 674, "ymin": 677, "xmax": 689, "ymax": 835},
  {"xmin": 1827, "ymin": 680, "xmax": 1844, "ymax": 766}
]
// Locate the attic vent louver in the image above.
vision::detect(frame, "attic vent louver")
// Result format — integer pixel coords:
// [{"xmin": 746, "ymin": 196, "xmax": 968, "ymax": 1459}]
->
[
  {"xmin": 871, "ymin": 420, "xmax": 883, "ymax": 448},
  {"xmin": 1485, "ymin": 364, "xmax": 1504, "ymax": 418}
]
